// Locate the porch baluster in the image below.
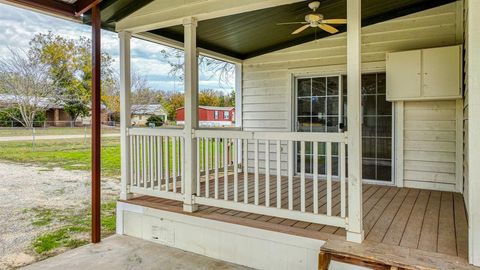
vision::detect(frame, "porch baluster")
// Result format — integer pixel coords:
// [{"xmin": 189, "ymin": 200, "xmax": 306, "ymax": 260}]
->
[
  {"xmin": 265, "ymin": 140, "xmax": 270, "ymax": 207},
  {"xmin": 276, "ymin": 140, "xmax": 281, "ymax": 208},
  {"xmin": 243, "ymin": 139, "xmax": 248, "ymax": 203},
  {"xmin": 288, "ymin": 140, "xmax": 294, "ymax": 210},
  {"xmin": 254, "ymin": 139, "xmax": 259, "ymax": 205},
  {"xmin": 300, "ymin": 141, "xmax": 306, "ymax": 212},
  {"xmin": 224, "ymin": 138, "xmax": 228, "ymax": 200},
  {"xmin": 233, "ymin": 138, "xmax": 238, "ymax": 202},
  {"xmin": 326, "ymin": 142, "xmax": 332, "ymax": 216},
  {"xmin": 340, "ymin": 142, "xmax": 346, "ymax": 218},
  {"xmin": 205, "ymin": 138, "xmax": 210, "ymax": 198},
  {"xmin": 164, "ymin": 136, "xmax": 169, "ymax": 192},
  {"xmin": 172, "ymin": 137, "xmax": 177, "ymax": 192},
  {"xmin": 214, "ymin": 138, "xmax": 219, "ymax": 199},
  {"xmin": 313, "ymin": 142, "xmax": 319, "ymax": 214}
]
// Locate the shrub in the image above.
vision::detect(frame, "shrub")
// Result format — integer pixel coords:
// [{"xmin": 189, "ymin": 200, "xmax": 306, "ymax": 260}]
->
[
  {"xmin": 0, "ymin": 108, "xmax": 46, "ymax": 127},
  {"xmin": 146, "ymin": 115, "xmax": 164, "ymax": 127}
]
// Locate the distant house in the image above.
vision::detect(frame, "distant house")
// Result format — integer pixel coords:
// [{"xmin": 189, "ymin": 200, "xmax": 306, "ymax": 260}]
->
[
  {"xmin": 176, "ymin": 106, "xmax": 235, "ymax": 127},
  {"xmin": 131, "ymin": 104, "xmax": 168, "ymax": 126},
  {"xmin": 0, "ymin": 94, "xmax": 108, "ymax": 127}
]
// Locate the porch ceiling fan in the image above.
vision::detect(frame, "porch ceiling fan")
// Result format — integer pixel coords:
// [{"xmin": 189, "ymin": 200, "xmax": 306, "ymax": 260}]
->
[{"xmin": 277, "ymin": 1, "xmax": 346, "ymax": 35}]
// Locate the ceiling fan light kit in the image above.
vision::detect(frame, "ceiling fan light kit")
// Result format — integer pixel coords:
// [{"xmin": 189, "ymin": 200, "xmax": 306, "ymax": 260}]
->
[{"xmin": 277, "ymin": 1, "xmax": 346, "ymax": 35}]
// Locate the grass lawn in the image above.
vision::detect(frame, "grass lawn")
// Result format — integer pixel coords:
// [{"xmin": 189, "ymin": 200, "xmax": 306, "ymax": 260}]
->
[
  {"xmin": 0, "ymin": 136, "xmax": 230, "ymax": 179},
  {"xmin": 0, "ymin": 127, "xmax": 119, "ymax": 137},
  {"xmin": 0, "ymin": 137, "xmax": 121, "ymax": 178}
]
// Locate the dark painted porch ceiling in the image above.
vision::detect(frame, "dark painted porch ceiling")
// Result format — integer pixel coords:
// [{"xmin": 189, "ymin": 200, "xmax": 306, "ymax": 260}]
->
[{"xmin": 148, "ymin": 0, "xmax": 456, "ymax": 60}]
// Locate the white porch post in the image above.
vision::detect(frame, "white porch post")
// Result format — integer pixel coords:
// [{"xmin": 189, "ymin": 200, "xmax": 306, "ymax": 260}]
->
[
  {"xmin": 346, "ymin": 0, "xmax": 364, "ymax": 243},
  {"xmin": 235, "ymin": 63, "xmax": 243, "ymax": 165},
  {"xmin": 467, "ymin": 0, "xmax": 480, "ymax": 266},
  {"xmin": 119, "ymin": 31, "xmax": 133, "ymax": 201},
  {"xmin": 183, "ymin": 17, "xmax": 199, "ymax": 212}
]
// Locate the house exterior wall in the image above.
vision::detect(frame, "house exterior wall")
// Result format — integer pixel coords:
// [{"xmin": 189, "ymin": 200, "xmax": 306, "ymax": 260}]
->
[
  {"xmin": 402, "ymin": 100, "xmax": 461, "ymax": 191},
  {"xmin": 132, "ymin": 113, "xmax": 167, "ymax": 126},
  {"xmin": 241, "ymin": 3, "xmax": 463, "ymax": 188},
  {"xmin": 46, "ymin": 108, "xmax": 74, "ymax": 126}
]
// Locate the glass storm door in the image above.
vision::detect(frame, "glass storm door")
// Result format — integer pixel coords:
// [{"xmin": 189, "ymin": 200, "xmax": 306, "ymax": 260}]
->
[
  {"xmin": 358, "ymin": 73, "xmax": 393, "ymax": 182},
  {"xmin": 295, "ymin": 76, "xmax": 341, "ymax": 176},
  {"xmin": 295, "ymin": 73, "xmax": 393, "ymax": 183}
]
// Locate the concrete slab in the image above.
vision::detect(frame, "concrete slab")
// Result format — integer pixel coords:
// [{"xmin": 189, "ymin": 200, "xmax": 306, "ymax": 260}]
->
[{"xmin": 20, "ymin": 235, "xmax": 252, "ymax": 270}]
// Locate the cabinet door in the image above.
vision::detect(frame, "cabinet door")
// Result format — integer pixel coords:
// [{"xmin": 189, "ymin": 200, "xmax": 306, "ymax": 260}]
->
[
  {"xmin": 422, "ymin": 46, "xmax": 461, "ymax": 98},
  {"xmin": 386, "ymin": 50, "xmax": 422, "ymax": 100}
]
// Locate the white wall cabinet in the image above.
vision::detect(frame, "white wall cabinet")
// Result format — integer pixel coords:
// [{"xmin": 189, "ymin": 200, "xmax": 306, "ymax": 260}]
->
[{"xmin": 386, "ymin": 45, "xmax": 462, "ymax": 101}]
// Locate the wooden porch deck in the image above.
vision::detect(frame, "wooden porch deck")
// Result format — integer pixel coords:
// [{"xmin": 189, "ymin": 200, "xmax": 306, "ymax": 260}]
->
[{"xmin": 124, "ymin": 173, "xmax": 468, "ymax": 263}]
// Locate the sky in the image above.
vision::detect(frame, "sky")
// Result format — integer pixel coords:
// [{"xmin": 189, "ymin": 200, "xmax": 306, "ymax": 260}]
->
[{"xmin": 0, "ymin": 3, "xmax": 234, "ymax": 93}]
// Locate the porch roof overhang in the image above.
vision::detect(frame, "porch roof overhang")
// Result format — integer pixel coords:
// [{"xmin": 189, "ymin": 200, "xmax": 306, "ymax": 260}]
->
[
  {"xmin": 114, "ymin": 0, "xmax": 457, "ymax": 60},
  {"xmin": 3, "ymin": 0, "xmax": 457, "ymax": 60},
  {"xmin": 1, "ymin": 0, "xmax": 154, "ymax": 25}
]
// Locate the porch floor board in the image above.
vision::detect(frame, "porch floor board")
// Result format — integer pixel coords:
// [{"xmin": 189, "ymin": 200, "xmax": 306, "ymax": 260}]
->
[{"xmin": 123, "ymin": 173, "xmax": 468, "ymax": 261}]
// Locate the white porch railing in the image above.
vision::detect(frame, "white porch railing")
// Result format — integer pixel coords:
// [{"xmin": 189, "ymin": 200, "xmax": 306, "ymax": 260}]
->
[
  {"xmin": 128, "ymin": 128, "xmax": 184, "ymax": 201},
  {"xmin": 126, "ymin": 127, "xmax": 348, "ymax": 228},
  {"xmin": 193, "ymin": 129, "xmax": 348, "ymax": 228}
]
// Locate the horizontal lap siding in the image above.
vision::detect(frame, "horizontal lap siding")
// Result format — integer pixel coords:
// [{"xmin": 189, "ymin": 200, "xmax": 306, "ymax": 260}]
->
[
  {"xmin": 403, "ymin": 101, "xmax": 458, "ymax": 190},
  {"xmin": 242, "ymin": 3, "xmax": 460, "ymax": 177}
]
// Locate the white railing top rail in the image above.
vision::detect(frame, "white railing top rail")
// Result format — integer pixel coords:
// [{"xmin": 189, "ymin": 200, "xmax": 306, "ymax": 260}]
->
[
  {"xmin": 194, "ymin": 129, "xmax": 348, "ymax": 143},
  {"xmin": 128, "ymin": 127, "xmax": 184, "ymax": 137}
]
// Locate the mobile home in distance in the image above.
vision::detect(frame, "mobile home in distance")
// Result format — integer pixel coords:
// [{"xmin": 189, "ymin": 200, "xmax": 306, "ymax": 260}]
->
[{"xmin": 176, "ymin": 106, "xmax": 235, "ymax": 127}]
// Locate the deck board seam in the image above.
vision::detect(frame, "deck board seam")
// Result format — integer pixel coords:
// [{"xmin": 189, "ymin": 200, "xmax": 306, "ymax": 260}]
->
[
  {"xmin": 364, "ymin": 187, "xmax": 400, "ymax": 238},
  {"xmin": 379, "ymin": 188, "xmax": 412, "ymax": 243}
]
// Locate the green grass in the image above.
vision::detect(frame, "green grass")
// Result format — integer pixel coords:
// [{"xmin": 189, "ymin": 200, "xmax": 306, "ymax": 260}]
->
[
  {"xmin": 0, "ymin": 127, "xmax": 119, "ymax": 137},
  {"xmin": 0, "ymin": 137, "xmax": 121, "ymax": 177},
  {"xmin": 0, "ymin": 136, "xmax": 229, "ymax": 179},
  {"xmin": 30, "ymin": 202, "xmax": 117, "ymax": 254}
]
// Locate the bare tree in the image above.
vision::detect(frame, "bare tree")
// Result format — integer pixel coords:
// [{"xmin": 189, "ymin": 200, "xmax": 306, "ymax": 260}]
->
[
  {"xmin": 0, "ymin": 49, "xmax": 54, "ymax": 127},
  {"xmin": 159, "ymin": 47, "xmax": 235, "ymax": 88},
  {"xmin": 104, "ymin": 71, "xmax": 160, "ymax": 115}
]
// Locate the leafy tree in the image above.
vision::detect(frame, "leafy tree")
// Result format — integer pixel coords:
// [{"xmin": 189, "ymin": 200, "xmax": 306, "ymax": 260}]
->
[
  {"xmin": 160, "ymin": 91, "xmax": 184, "ymax": 121},
  {"xmin": 28, "ymin": 32, "xmax": 113, "ymax": 123}
]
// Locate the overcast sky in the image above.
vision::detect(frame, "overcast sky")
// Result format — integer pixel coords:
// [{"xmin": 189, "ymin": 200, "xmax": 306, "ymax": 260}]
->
[{"xmin": 0, "ymin": 3, "xmax": 234, "ymax": 93}]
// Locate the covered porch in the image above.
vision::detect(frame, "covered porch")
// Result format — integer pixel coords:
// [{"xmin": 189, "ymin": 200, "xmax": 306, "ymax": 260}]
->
[{"xmin": 112, "ymin": 0, "xmax": 480, "ymax": 269}]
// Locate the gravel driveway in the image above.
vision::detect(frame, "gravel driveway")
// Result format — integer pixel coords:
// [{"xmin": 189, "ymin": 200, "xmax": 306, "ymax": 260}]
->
[{"xmin": 0, "ymin": 162, "xmax": 120, "ymax": 269}]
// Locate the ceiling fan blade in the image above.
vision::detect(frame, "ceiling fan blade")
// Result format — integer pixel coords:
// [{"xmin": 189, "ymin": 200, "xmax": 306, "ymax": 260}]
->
[
  {"xmin": 321, "ymin": 19, "xmax": 347, "ymax": 24},
  {"xmin": 277, "ymin": 22, "xmax": 308, "ymax": 25},
  {"xmin": 318, "ymin": 24, "xmax": 339, "ymax": 34},
  {"xmin": 292, "ymin": 24, "xmax": 310, "ymax": 34}
]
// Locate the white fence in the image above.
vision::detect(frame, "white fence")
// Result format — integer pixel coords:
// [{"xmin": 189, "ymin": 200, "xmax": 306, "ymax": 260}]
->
[{"xmin": 126, "ymin": 127, "xmax": 348, "ymax": 228}]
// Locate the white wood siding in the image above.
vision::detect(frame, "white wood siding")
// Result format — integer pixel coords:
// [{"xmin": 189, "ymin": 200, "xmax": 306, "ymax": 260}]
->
[
  {"xmin": 242, "ymin": 3, "xmax": 463, "ymax": 186},
  {"xmin": 402, "ymin": 101, "xmax": 460, "ymax": 191}
]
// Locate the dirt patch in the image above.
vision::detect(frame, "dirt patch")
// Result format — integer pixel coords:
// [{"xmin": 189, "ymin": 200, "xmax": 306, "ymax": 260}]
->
[{"xmin": 0, "ymin": 162, "xmax": 120, "ymax": 270}]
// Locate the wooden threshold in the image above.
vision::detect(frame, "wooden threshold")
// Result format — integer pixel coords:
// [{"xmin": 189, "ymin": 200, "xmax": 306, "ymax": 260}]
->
[{"xmin": 319, "ymin": 239, "xmax": 478, "ymax": 270}]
